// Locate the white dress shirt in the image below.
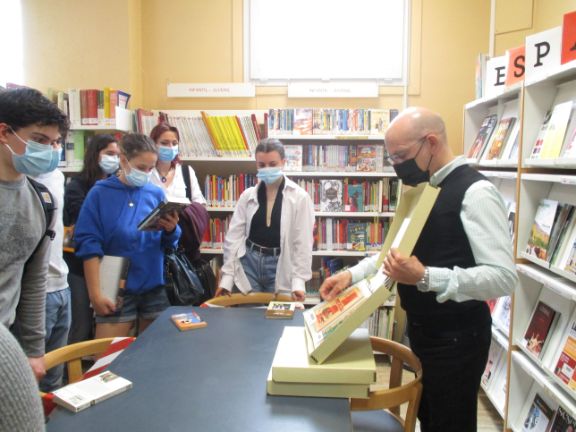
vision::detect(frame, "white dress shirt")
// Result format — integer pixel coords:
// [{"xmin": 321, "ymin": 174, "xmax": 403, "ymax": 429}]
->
[
  {"xmin": 349, "ymin": 156, "xmax": 518, "ymax": 302},
  {"xmin": 219, "ymin": 175, "xmax": 315, "ymax": 294},
  {"xmin": 150, "ymin": 164, "xmax": 206, "ymax": 205}
]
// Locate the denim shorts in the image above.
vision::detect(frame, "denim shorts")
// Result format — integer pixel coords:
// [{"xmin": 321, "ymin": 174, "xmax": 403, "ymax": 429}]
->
[{"xmin": 95, "ymin": 285, "xmax": 170, "ymax": 324}]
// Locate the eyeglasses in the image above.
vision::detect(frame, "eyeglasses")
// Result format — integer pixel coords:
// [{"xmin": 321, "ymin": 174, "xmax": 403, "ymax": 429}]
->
[{"xmin": 384, "ymin": 135, "xmax": 428, "ymax": 165}]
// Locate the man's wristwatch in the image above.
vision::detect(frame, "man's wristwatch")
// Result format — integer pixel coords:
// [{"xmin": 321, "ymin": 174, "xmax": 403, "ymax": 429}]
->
[{"xmin": 416, "ymin": 267, "xmax": 430, "ymax": 291}]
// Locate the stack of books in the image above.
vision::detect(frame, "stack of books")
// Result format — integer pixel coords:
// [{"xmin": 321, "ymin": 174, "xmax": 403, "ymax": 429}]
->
[{"xmin": 266, "ymin": 327, "xmax": 376, "ymax": 398}]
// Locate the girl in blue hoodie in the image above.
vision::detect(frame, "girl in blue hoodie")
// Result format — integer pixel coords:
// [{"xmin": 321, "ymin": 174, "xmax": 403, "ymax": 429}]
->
[{"xmin": 75, "ymin": 134, "xmax": 181, "ymax": 338}]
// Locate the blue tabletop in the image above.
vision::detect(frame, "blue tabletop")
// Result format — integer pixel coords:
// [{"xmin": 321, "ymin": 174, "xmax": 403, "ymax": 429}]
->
[{"xmin": 47, "ymin": 306, "xmax": 352, "ymax": 432}]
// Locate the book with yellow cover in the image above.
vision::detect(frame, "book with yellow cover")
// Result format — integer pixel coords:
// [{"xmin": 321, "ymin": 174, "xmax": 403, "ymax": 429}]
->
[
  {"xmin": 266, "ymin": 368, "xmax": 369, "ymax": 399},
  {"xmin": 303, "ymin": 183, "xmax": 440, "ymax": 364},
  {"xmin": 272, "ymin": 327, "xmax": 376, "ymax": 384}
]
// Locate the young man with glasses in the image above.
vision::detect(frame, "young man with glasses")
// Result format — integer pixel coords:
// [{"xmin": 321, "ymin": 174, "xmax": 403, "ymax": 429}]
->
[
  {"xmin": 0, "ymin": 87, "xmax": 68, "ymax": 381},
  {"xmin": 321, "ymin": 107, "xmax": 518, "ymax": 432}
]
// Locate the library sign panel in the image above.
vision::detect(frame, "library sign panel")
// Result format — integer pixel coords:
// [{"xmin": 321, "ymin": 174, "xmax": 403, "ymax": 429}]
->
[
  {"xmin": 167, "ymin": 83, "xmax": 256, "ymax": 98},
  {"xmin": 288, "ymin": 82, "xmax": 378, "ymax": 98}
]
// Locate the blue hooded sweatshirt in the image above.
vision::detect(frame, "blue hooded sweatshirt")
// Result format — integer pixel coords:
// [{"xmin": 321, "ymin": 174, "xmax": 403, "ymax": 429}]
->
[{"xmin": 75, "ymin": 176, "xmax": 181, "ymax": 294}]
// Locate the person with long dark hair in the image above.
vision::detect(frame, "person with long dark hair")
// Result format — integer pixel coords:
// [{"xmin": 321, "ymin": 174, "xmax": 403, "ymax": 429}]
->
[{"xmin": 64, "ymin": 134, "xmax": 120, "ymax": 343}]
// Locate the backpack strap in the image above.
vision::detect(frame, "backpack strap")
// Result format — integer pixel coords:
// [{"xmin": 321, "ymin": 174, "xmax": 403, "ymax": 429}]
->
[
  {"xmin": 27, "ymin": 177, "xmax": 56, "ymax": 249},
  {"xmin": 180, "ymin": 164, "xmax": 193, "ymax": 201}
]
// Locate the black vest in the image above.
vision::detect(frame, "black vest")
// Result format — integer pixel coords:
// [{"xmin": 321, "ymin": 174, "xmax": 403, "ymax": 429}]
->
[{"xmin": 397, "ymin": 164, "xmax": 490, "ymax": 326}]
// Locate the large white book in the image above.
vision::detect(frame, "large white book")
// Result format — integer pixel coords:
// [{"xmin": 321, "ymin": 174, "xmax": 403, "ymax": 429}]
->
[{"xmin": 52, "ymin": 371, "xmax": 132, "ymax": 413}]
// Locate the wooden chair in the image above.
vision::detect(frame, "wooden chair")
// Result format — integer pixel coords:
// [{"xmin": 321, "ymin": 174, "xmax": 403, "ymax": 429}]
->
[
  {"xmin": 41, "ymin": 338, "xmax": 116, "ymax": 396},
  {"xmin": 350, "ymin": 336, "xmax": 423, "ymax": 432},
  {"xmin": 202, "ymin": 292, "xmax": 293, "ymax": 307}
]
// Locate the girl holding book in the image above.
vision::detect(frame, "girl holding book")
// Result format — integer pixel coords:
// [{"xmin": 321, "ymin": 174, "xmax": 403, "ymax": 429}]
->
[
  {"xmin": 215, "ymin": 138, "xmax": 314, "ymax": 302},
  {"xmin": 64, "ymin": 134, "xmax": 120, "ymax": 343},
  {"xmin": 74, "ymin": 134, "xmax": 181, "ymax": 338}
]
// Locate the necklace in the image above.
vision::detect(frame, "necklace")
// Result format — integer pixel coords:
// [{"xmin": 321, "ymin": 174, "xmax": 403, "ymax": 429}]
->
[{"xmin": 158, "ymin": 167, "xmax": 172, "ymax": 183}]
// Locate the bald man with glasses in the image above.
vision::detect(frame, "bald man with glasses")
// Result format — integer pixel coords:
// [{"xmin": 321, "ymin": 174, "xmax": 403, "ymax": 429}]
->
[{"xmin": 321, "ymin": 107, "xmax": 518, "ymax": 432}]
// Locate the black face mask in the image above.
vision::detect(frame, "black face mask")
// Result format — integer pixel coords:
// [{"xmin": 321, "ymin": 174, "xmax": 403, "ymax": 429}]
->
[{"xmin": 393, "ymin": 158, "xmax": 430, "ymax": 186}]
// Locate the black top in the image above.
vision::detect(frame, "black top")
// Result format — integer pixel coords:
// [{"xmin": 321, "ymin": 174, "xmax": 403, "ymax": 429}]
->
[
  {"xmin": 248, "ymin": 179, "xmax": 284, "ymax": 248},
  {"xmin": 63, "ymin": 176, "xmax": 92, "ymax": 275},
  {"xmin": 398, "ymin": 164, "xmax": 491, "ymax": 328}
]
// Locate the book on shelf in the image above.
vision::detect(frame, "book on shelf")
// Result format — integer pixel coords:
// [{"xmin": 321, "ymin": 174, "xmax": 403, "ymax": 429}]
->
[
  {"xmin": 521, "ymin": 393, "xmax": 555, "ymax": 432},
  {"xmin": 292, "ymin": 108, "xmax": 313, "ymax": 135},
  {"xmin": 530, "ymin": 110, "xmax": 553, "ymax": 159},
  {"xmin": 271, "ymin": 327, "xmax": 376, "ymax": 384},
  {"xmin": 171, "ymin": 311, "xmax": 207, "ymax": 331},
  {"xmin": 549, "ymin": 405, "xmax": 576, "ymax": 432},
  {"xmin": 320, "ymin": 179, "xmax": 344, "ymax": 212},
  {"xmin": 369, "ymin": 109, "xmax": 390, "ymax": 135},
  {"xmin": 522, "ymin": 300, "xmax": 559, "ymax": 358},
  {"xmin": 500, "ymin": 119, "xmax": 520, "ymax": 161},
  {"xmin": 539, "ymin": 100, "xmax": 573, "ymax": 159},
  {"xmin": 356, "ymin": 145, "xmax": 380, "ymax": 172},
  {"xmin": 265, "ymin": 301, "xmax": 296, "ymax": 320},
  {"xmin": 553, "ymin": 309, "xmax": 576, "ymax": 390},
  {"xmin": 51, "ymin": 370, "xmax": 132, "ymax": 413},
  {"xmin": 99, "ymin": 256, "xmax": 129, "ymax": 303},
  {"xmin": 506, "ymin": 201, "xmax": 517, "ymax": 244},
  {"xmin": 492, "ymin": 296, "xmax": 512, "ymax": 334},
  {"xmin": 347, "ymin": 222, "xmax": 367, "ymax": 252},
  {"xmin": 345, "ymin": 182, "xmax": 364, "ymax": 212},
  {"xmin": 466, "ymin": 114, "xmax": 498, "ymax": 159},
  {"xmin": 562, "ymin": 125, "xmax": 576, "ymax": 159},
  {"xmin": 547, "ymin": 204, "xmax": 575, "ymax": 265},
  {"xmin": 266, "ymin": 368, "xmax": 370, "ymax": 399},
  {"xmin": 525, "ymin": 199, "xmax": 560, "ymax": 261},
  {"xmin": 482, "ymin": 117, "xmax": 517, "ymax": 160},
  {"xmin": 137, "ymin": 198, "xmax": 190, "ymax": 231},
  {"xmin": 304, "ymin": 183, "xmax": 440, "ymax": 364},
  {"xmin": 475, "ymin": 53, "xmax": 490, "ymax": 99},
  {"xmin": 481, "ymin": 340, "xmax": 505, "ymax": 389},
  {"xmin": 283, "ymin": 145, "xmax": 303, "ymax": 172}
]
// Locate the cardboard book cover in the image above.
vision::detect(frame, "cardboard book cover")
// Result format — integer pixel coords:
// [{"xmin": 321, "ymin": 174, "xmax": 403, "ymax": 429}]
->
[
  {"xmin": 304, "ymin": 182, "xmax": 440, "ymax": 364},
  {"xmin": 467, "ymin": 114, "xmax": 497, "ymax": 159},
  {"xmin": 52, "ymin": 371, "xmax": 132, "ymax": 413},
  {"xmin": 320, "ymin": 179, "xmax": 344, "ymax": 212},
  {"xmin": 521, "ymin": 393, "xmax": 555, "ymax": 432},
  {"xmin": 271, "ymin": 327, "xmax": 376, "ymax": 385},
  {"xmin": 266, "ymin": 368, "xmax": 369, "ymax": 399},
  {"xmin": 554, "ymin": 311, "xmax": 576, "ymax": 390},
  {"xmin": 171, "ymin": 311, "xmax": 207, "ymax": 331},
  {"xmin": 483, "ymin": 117, "xmax": 516, "ymax": 160},
  {"xmin": 548, "ymin": 406, "xmax": 576, "ymax": 432}
]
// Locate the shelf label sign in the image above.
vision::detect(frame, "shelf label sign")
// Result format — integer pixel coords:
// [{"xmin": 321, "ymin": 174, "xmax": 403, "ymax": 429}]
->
[
  {"xmin": 484, "ymin": 55, "xmax": 507, "ymax": 98},
  {"xmin": 288, "ymin": 82, "xmax": 378, "ymax": 98},
  {"xmin": 525, "ymin": 26, "xmax": 562, "ymax": 82},
  {"xmin": 167, "ymin": 83, "xmax": 256, "ymax": 98}
]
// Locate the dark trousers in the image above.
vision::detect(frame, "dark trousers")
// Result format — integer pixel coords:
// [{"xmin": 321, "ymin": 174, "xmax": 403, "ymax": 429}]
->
[
  {"xmin": 67, "ymin": 273, "xmax": 94, "ymax": 344},
  {"xmin": 407, "ymin": 318, "xmax": 492, "ymax": 432}
]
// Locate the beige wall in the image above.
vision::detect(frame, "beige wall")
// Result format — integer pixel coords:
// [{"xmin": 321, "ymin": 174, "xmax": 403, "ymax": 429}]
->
[{"xmin": 28, "ymin": 0, "xmax": 576, "ymax": 154}]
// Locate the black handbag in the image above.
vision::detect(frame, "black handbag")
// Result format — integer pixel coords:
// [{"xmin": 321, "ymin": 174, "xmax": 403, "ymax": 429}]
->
[
  {"xmin": 190, "ymin": 258, "xmax": 217, "ymax": 303},
  {"xmin": 164, "ymin": 248, "xmax": 205, "ymax": 306}
]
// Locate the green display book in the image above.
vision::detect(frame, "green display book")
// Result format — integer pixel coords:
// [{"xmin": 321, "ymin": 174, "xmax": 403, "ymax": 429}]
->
[
  {"xmin": 266, "ymin": 369, "xmax": 370, "ymax": 399},
  {"xmin": 271, "ymin": 327, "xmax": 376, "ymax": 385},
  {"xmin": 303, "ymin": 183, "xmax": 440, "ymax": 364}
]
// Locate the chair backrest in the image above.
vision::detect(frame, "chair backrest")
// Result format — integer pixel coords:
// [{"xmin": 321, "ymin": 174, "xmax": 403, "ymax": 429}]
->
[
  {"xmin": 350, "ymin": 336, "xmax": 423, "ymax": 432},
  {"xmin": 202, "ymin": 292, "xmax": 293, "ymax": 307},
  {"xmin": 44, "ymin": 338, "xmax": 117, "ymax": 389}
]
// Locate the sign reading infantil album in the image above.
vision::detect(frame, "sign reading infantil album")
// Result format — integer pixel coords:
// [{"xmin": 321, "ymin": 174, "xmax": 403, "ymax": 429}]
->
[{"xmin": 167, "ymin": 83, "xmax": 256, "ymax": 98}]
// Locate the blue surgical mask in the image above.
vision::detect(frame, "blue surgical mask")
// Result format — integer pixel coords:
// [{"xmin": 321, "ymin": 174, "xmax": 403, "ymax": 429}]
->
[
  {"xmin": 48, "ymin": 147, "xmax": 62, "ymax": 172},
  {"xmin": 99, "ymin": 155, "xmax": 120, "ymax": 174},
  {"xmin": 158, "ymin": 146, "xmax": 179, "ymax": 162},
  {"xmin": 257, "ymin": 167, "xmax": 283, "ymax": 185},
  {"xmin": 5, "ymin": 132, "xmax": 56, "ymax": 176},
  {"xmin": 125, "ymin": 161, "xmax": 151, "ymax": 187}
]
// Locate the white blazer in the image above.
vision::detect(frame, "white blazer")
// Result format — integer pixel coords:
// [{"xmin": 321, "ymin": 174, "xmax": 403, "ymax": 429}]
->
[{"xmin": 219, "ymin": 176, "xmax": 315, "ymax": 294}]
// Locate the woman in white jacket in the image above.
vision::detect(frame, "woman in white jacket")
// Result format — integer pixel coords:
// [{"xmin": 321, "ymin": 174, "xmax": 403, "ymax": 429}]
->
[{"xmin": 215, "ymin": 138, "xmax": 315, "ymax": 301}]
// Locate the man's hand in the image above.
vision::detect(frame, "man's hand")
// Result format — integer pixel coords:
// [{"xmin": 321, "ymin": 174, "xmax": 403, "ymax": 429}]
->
[
  {"xmin": 214, "ymin": 287, "xmax": 231, "ymax": 297},
  {"xmin": 291, "ymin": 290, "xmax": 306, "ymax": 302},
  {"xmin": 382, "ymin": 248, "xmax": 426, "ymax": 285},
  {"xmin": 319, "ymin": 270, "xmax": 352, "ymax": 302},
  {"xmin": 28, "ymin": 356, "xmax": 46, "ymax": 381}
]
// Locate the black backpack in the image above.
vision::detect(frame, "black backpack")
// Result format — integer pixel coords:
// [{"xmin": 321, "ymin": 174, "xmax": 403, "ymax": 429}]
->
[{"xmin": 27, "ymin": 177, "xmax": 56, "ymax": 255}]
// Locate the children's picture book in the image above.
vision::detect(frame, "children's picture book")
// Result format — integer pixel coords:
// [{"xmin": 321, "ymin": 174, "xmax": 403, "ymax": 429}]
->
[
  {"xmin": 484, "ymin": 117, "xmax": 516, "ymax": 160},
  {"xmin": 548, "ymin": 405, "xmax": 576, "ymax": 432},
  {"xmin": 345, "ymin": 183, "xmax": 364, "ymax": 212},
  {"xmin": 369, "ymin": 109, "xmax": 390, "ymax": 135},
  {"xmin": 292, "ymin": 108, "xmax": 313, "ymax": 135},
  {"xmin": 171, "ymin": 311, "xmax": 207, "ymax": 331},
  {"xmin": 521, "ymin": 393, "xmax": 555, "ymax": 432},
  {"xmin": 553, "ymin": 311, "xmax": 576, "ymax": 390},
  {"xmin": 530, "ymin": 110, "xmax": 553, "ymax": 159},
  {"xmin": 284, "ymin": 145, "xmax": 303, "ymax": 171},
  {"xmin": 266, "ymin": 301, "xmax": 297, "ymax": 319},
  {"xmin": 522, "ymin": 300, "xmax": 558, "ymax": 358},
  {"xmin": 320, "ymin": 179, "xmax": 344, "ymax": 212},
  {"xmin": 52, "ymin": 370, "xmax": 132, "ymax": 413},
  {"xmin": 137, "ymin": 198, "xmax": 190, "ymax": 231},
  {"xmin": 467, "ymin": 114, "xmax": 498, "ymax": 159},
  {"xmin": 356, "ymin": 145, "xmax": 378, "ymax": 172},
  {"xmin": 539, "ymin": 100, "xmax": 574, "ymax": 159},
  {"xmin": 525, "ymin": 199, "xmax": 560, "ymax": 261},
  {"xmin": 348, "ymin": 222, "xmax": 367, "ymax": 251}
]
